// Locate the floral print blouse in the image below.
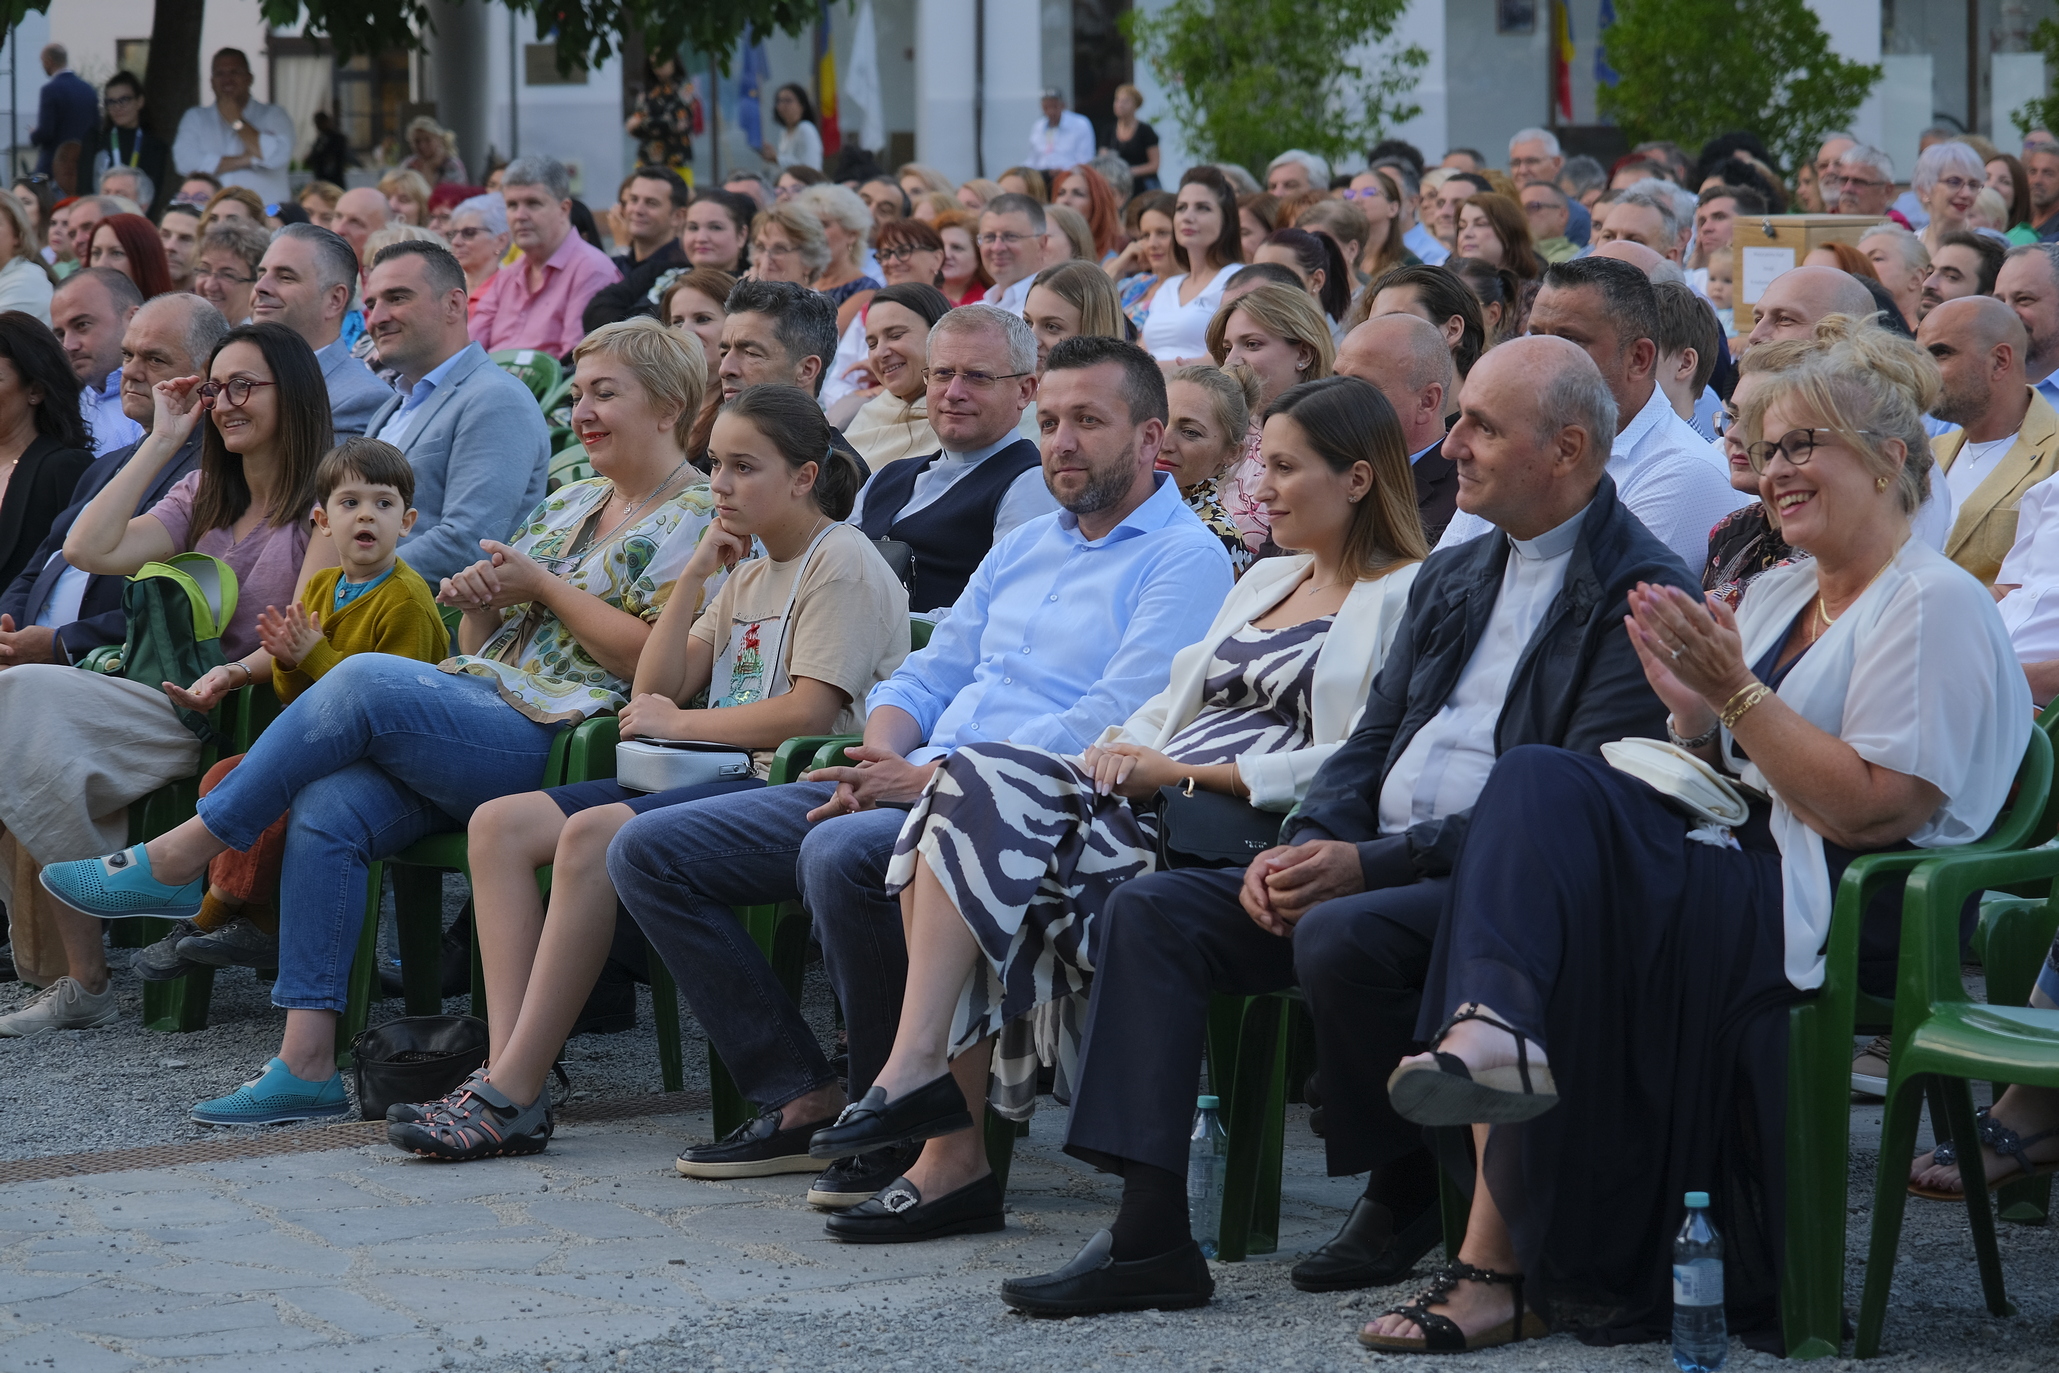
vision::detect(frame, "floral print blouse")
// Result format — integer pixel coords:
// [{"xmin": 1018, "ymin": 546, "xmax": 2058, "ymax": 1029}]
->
[
  {"xmin": 441, "ymin": 475, "xmax": 718, "ymax": 723},
  {"xmin": 1184, "ymin": 476, "xmax": 1254, "ymax": 577}
]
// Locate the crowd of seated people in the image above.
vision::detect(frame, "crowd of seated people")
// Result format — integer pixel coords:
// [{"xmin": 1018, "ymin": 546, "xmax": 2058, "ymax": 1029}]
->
[{"xmin": 6, "ymin": 112, "xmax": 2059, "ymax": 1362}]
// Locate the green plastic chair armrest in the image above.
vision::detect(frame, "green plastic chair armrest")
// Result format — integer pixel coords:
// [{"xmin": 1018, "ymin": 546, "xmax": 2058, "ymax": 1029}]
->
[
  {"xmin": 769, "ymin": 734, "xmax": 857, "ymax": 786},
  {"xmin": 75, "ymin": 644, "xmax": 123, "ymax": 674}
]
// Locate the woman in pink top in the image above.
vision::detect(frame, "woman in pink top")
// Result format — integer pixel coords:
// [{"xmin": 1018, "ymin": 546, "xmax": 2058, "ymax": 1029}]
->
[{"xmin": 0, "ymin": 322, "xmax": 333, "ymax": 1026}]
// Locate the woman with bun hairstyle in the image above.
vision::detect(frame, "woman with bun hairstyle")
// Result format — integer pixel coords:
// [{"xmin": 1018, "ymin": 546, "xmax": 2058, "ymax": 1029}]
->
[
  {"xmin": 1162, "ymin": 363, "xmax": 1263, "ymax": 574},
  {"xmin": 389, "ymin": 383, "xmax": 908, "ymax": 1160}
]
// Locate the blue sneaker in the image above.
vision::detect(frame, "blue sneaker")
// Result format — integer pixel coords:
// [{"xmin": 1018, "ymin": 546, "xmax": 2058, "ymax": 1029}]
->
[
  {"xmin": 192, "ymin": 1058, "xmax": 353, "ymax": 1126},
  {"xmin": 40, "ymin": 844, "xmax": 206, "ymax": 920}
]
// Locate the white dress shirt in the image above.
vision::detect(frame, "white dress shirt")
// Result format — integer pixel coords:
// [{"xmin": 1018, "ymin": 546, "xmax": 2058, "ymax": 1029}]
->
[
  {"xmin": 34, "ymin": 557, "xmax": 91, "ymax": 633},
  {"xmin": 1027, "ymin": 111, "xmax": 1097, "ymax": 171},
  {"xmin": 984, "ymin": 274, "xmax": 1034, "ymax": 316},
  {"xmin": 1995, "ymin": 478, "xmax": 2059, "ymax": 662},
  {"xmin": 847, "ymin": 432, "xmax": 1060, "ymax": 540},
  {"xmin": 1437, "ymin": 386, "xmax": 1748, "ymax": 568},
  {"xmin": 80, "ymin": 371, "xmax": 143, "ymax": 457},
  {"xmin": 172, "ymin": 99, "xmax": 297, "ymax": 206},
  {"xmin": 1379, "ymin": 504, "xmax": 1589, "ymax": 834}
]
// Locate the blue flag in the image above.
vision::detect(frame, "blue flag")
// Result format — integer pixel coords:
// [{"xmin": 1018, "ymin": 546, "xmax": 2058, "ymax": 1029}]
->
[
  {"xmin": 736, "ymin": 30, "xmax": 771, "ymax": 148},
  {"xmin": 1596, "ymin": 0, "xmax": 1620, "ymax": 86}
]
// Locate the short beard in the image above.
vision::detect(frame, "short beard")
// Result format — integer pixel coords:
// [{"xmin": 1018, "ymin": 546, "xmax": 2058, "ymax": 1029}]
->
[
  {"xmin": 1930, "ymin": 377, "xmax": 1986, "ymax": 428},
  {"xmin": 1056, "ymin": 443, "xmax": 1141, "ymax": 518}
]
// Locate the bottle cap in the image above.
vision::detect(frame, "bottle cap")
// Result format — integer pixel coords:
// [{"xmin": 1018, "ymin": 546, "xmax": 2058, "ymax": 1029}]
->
[
  {"xmin": 1684, "ymin": 1190, "xmax": 1710, "ymax": 1208},
  {"xmin": 1196, "ymin": 1094, "xmax": 1219, "ymax": 1109}
]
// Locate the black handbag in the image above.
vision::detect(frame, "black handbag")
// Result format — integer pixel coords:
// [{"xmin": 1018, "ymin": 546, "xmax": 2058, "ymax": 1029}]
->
[
  {"xmin": 1155, "ymin": 784, "xmax": 1286, "ymax": 869},
  {"xmin": 872, "ymin": 537, "xmax": 915, "ymax": 591},
  {"xmin": 349, "ymin": 1014, "xmax": 490, "ymax": 1121}
]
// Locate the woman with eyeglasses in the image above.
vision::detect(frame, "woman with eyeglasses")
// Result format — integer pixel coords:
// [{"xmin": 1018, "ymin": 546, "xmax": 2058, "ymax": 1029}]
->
[
  {"xmin": 32, "ymin": 320, "xmax": 722, "ymax": 1118},
  {"xmin": 1360, "ymin": 327, "xmax": 2029, "ymax": 1357},
  {"xmin": 445, "ymin": 194, "xmax": 510, "ymax": 321},
  {"xmin": 1914, "ymin": 141, "xmax": 1987, "ymax": 259},
  {"xmin": 93, "ymin": 72, "xmax": 169, "ymax": 217},
  {"xmin": 193, "ymin": 219, "xmax": 268, "ymax": 324},
  {"xmin": 764, "ymin": 83, "xmax": 824, "ymax": 172},
  {"xmin": 745, "ymin": 203, "xmax": 828, "ymax": 288},
  {"xmin": 0, "ymin": 323, "xmax": 335, "ymax": 1035},
  {"xmin": 1346, "ymin": 170, "xmax": 1413, "ymax": 280}
]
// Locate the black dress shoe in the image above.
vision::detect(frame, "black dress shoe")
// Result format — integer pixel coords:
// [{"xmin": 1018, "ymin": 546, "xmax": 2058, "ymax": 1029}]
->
[
  {"xmin": 807, "ymin": 1141, "xmax": 922, "ymax": 1209},
  {"xmin": 1000, "ymin": 1230, "xmax": 1213, "ymax": 1315},
  {"xmin": 807, "ymin": 1073, "xmax": 973, "ymax": 1159},
  {"xmin": 823, "ymin": 1171, "xmax": 1005, "ymax": 1243},
  {"xmin": 1289, "ymin": 1196, "xmax": 1441, "ymax": 1292},
  {"xmin": 676, "ymin": 1106, "xmax": 837, "ymax": 1179}
]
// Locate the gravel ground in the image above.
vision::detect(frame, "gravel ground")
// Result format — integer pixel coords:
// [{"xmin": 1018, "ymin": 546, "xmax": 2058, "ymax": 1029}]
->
[
  {"xmin": 0, "ymin": 875, "xmax": 794, "ymax": 1158},
  {"xmin": 4, "ymin": 882, "xmax": 2056, "ymax": 1370}
]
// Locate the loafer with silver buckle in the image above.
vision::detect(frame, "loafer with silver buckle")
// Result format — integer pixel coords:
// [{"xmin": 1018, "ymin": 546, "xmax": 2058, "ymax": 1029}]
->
[{"xmin": 823, "ymin": 1171, "xmax": 1004, "ymax": 1243}]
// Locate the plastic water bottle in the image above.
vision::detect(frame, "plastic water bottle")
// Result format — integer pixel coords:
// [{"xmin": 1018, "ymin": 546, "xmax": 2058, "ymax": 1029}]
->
[
  {"xmin": 1672, "ymin": 1190, "xmax": 1728, "ymax": 1372},
  {"xmin": 1187, "ymin": 1094, "xmax": 1228, "ymax": 1259}
]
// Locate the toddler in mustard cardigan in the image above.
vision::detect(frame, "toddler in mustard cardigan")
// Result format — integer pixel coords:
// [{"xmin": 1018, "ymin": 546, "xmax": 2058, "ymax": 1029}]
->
[{"xmin": 139, "ymin": 438, "xmax": 450, "ymax": 978}]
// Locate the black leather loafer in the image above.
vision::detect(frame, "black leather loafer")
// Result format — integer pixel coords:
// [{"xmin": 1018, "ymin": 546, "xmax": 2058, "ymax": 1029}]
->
[
  {"xmin": 676, "ymin": 1106, "xmax": 837, "ymax": 1179},
  {"xmin": 807, "ymin": 1141, "xmax": 923, "ymax": 1209},
  {"xmin": 1290, "ymin": 1196, "xmax": 1441, "ymax": 1292},
  {"xmin": 823, "ymin": 1171, "xmax": 1004, "ymax": 1243},
  {"xmin": 1000, "ymin": 1229, "xmax": 1213, "ymax": 1315},
  {"xmin": 807, "ymin": 1073, "xmax": 973, "ymax": 1159}
]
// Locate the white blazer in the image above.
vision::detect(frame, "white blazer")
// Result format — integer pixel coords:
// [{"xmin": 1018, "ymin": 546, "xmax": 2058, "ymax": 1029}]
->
[{"xmin": 1097, "ymin": 553, "xmax": 1421, "ymax": 811}]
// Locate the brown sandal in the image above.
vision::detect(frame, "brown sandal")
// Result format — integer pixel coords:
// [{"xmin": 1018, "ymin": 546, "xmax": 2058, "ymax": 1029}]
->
[{"xmin": 1358, "ymin": 1259, "xmax": 1549, "ymax": 1354}]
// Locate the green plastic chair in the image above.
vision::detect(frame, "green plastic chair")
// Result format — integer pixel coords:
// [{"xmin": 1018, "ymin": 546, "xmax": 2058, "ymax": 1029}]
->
[
  {"xmin": 1972, "ymin": 894, "xmax": 2059, "ymax": 1224},
  {"xmin": 547, "ymin": 443, "xmax": 591, "ymax": 493},
  {"xmin": 489, "ymin": 349, "xmax": 564, "ymax": 404},
  {"xmin": 115, "ymin": 682, "xmax": 275, "ymax": 1034},
  {"xmin": 1855, "ymin": 842, "xmax": 2059, "ymax": 1356}
]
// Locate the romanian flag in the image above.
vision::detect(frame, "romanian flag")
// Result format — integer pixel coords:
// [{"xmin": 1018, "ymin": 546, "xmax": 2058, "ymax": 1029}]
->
[
  {"xmin": 1552, "ymin": 1, "xmax": 1575, "ymax": 124},
  {"xmin": 816, "ymin": 2, "xmax": 841, "ymax": 157}
]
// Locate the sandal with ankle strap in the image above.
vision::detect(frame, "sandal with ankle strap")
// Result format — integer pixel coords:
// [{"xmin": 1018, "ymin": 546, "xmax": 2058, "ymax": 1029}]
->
[
  {"xmin": 1387, "ymin": 1005, "xmax": 1559, "ymax": 1127},
  {"xmin": 1910, "ymin": 1106, "xmax": 2059, "ymax": 1201},
  {"xmin": 1358, "ymin": 1259, "xmax": 1549, "ymax": 1354}
]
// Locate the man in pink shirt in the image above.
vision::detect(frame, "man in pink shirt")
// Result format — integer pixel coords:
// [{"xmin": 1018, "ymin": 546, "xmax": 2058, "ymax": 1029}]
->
[{"xmin": 468, "ymin": 154, "xmax": 619, "ymax": 356}]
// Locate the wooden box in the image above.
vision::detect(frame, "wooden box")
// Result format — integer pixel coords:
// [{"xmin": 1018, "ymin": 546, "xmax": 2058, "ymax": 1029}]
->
[{"xmin": 1729, "ymin": 214, "xmax": 1886, "ymax": 332}]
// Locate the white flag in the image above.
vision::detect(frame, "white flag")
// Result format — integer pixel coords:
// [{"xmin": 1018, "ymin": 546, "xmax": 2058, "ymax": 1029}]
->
[{"xmin": 845, "ymin": 0, "xmax": 885, "ymax": 154}]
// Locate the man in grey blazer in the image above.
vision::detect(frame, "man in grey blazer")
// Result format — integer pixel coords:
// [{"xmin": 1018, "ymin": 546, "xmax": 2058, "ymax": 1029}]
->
[
  {"xmin": 250, "ymin": 223, "xmax": 393, "ymax": 438},
  {"xmin": 359, "ymin": 238, "xmax": 550, "ymax": 583}
]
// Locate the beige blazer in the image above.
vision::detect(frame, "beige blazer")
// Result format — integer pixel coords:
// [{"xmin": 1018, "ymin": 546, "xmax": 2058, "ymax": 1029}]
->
[
  {"xmin": 1935, "ymin": 388, "xmax": 2059, "ymax": 585},
  {"xmin": 1095, "ymin": 553, "xmax": 1420, "ymax": 810}
]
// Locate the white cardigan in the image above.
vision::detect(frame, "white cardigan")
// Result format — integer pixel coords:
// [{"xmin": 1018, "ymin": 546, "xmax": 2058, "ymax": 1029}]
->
[{"xmin": 1097, "ymin": 553, "xmax": 1420, "ymax": 811}]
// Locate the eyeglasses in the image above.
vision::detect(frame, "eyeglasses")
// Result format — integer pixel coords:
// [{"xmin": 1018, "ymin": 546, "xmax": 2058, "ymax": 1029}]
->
[
  {"xmin": 193, "ymin": 266, "xmax": 256, "ymax": 285},
  {"xmin": 1743, "ymin": 427, "xmax": 1882, "ymax": 473},
  {"xmin": 1934, "ymin": 175, "xmax": 1980, "ymax": 194},
  {"xmin": 755, "ymin": 241, "xmax": 798, "ymax": 259},
  {"xmin": 1835, "ymin": 176, "xmax": 1888, "ymax": 191},
  {"xmin": 877, "ymin": 244, "xmax": 936, "ymax": 263},
  {"xmin": 448, "ymin": 225, "xmax": 495, "ymax": 242},
  {"xmin": 976, "ymin": 231, "xmax": 1035, "ymax": 248},
  {"xmin": 924, "ymin": 367, "xmax": 1032, "ymax": 391},
  {"xmin": 199, "ymin": 377, "xmax": 276, "ymax": 407},
  {"xmin": 1341, "ymin": 187, "xmax": 1391, "ymax": 202},
  {"xmin": 105, "ymin": 94, "xmax": 138, "ymax": 108}
]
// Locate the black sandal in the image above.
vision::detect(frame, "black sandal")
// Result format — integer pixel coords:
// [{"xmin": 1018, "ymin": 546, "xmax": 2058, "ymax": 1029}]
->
[
  {"xmin": 1358, "ymin": 1259, "xmax": 1549, "ymax": 1354},
  {"xmin": 1387, "ymin": 1004, "xmax": 1559, "ymax": 1127},
  {"xmin": 1910, "ymin": 1107, "xmax": 2059, "ymax": 1201}
]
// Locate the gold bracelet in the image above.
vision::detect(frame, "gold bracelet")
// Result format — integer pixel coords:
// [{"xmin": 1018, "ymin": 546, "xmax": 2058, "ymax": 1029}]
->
[
  {"xmin": 1717, "ymin": 680, "xmax": 1761, "ymax": 720},
  {"xmin": 1719, "ymin": 684, "xmax": 1772, "ymax": 730}
]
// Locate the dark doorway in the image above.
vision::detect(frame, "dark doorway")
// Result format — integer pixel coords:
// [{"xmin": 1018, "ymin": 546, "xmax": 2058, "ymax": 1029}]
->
[{"xmin": 1074, "ymin": 0, "xmax": 1133, "ymax": 145}]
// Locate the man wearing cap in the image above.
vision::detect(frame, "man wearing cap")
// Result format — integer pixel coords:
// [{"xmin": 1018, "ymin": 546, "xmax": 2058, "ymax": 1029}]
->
[{"xmin": 1028, "ymin": 89, "xmax": 1096, "ymax": 172}]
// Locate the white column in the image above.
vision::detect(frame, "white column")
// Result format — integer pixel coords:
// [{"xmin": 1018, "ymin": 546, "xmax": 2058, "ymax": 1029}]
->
[
  {"xmin": 915, "ymin": 0, "xmax": 977, "ymax": 180},
  {"xmin": 981, "ymin": 0, "xmax": 1042, "ymax": 177},
  {"xmin": 429, "ymin": 0, "xmax": 492, "ymax": 181},
  {"xmin": 1805, "ymin": 0, "xmax": 1883, "ymax": 150}
]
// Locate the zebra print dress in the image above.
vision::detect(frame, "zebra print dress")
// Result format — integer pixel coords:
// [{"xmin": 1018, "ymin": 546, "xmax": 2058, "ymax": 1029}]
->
[{"xmin": 885, "ymin": 615, "xmax": 1332, "ymax": 1114}]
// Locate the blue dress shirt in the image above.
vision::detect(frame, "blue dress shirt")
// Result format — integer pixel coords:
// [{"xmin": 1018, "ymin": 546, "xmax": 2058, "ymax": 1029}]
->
[
  {"xmin": 867, "ymin": 471, "xmax": 1234, "ymax": 762},
  {"xmin": 376, "ymin": 347, "xmax": 470, "ymax": 447}
]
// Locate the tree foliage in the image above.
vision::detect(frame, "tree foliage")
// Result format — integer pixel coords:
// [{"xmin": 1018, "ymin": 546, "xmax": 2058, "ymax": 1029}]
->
[
  {"xmin": 2012, "ymin": 19, "xmax": 2059, "ymax": 139},
  {"xmin": 1596, "ymin": 0, "xmax": 1880, "ymax": 174},
  {"xmin": 1124, "ymin": 0, "xmax": 1425, "ymax": 178}
]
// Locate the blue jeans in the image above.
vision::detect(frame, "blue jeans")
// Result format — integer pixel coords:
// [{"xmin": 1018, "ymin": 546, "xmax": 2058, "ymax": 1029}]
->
[
  {"xmin": 606, "ymin": 782, "xmax": 909, "ymax": 1111},
  {"xmin": 196, "ymin": 654, "xmax": 563, "ymax": 1013}
]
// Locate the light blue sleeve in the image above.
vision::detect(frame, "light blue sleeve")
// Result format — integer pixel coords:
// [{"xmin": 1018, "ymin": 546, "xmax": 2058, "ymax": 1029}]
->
[
  {"xmin": 1009, "ymin": 536, "xmax": 1235, "ymax": 755},
  {"xmin": 398, "ymin": 374, "xmax": 551, "ymax": 583},
  {"xmin": 864, "ymin": 543, "xmax": 996, "ymax": 736}
]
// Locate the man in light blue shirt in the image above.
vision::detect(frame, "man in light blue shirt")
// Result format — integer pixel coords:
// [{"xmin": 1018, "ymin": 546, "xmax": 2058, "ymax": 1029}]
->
[
  {"xmin": 609, "ymin": 335, "xmax": 1232, "ymax": 1213},
  {"xmin": 357, "ymin": 238, "xmax": 548, "ymax": 582}
]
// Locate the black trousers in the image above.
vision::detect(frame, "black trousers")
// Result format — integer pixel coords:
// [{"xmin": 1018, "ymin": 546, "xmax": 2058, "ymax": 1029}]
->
[{"xmin": 1063, "ymin": 865, "xmax": 1449, "ymax": 1180}]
